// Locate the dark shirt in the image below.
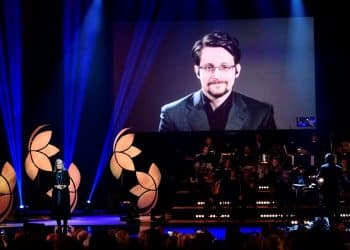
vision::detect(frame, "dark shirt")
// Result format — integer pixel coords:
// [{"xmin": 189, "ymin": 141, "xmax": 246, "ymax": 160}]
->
[
  {"xmin": 52, "ymin": 169, "xmax": 70, "ymax": 219},
  {"xmin": 203, "ymin": 92, "xmax": 233, "ymax": 131}
]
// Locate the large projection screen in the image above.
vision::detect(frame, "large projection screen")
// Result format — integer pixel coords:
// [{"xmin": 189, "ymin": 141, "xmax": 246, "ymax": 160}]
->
[{"xmin": 113, "ymin": 17, "xmax": 315, "ymax": 132}]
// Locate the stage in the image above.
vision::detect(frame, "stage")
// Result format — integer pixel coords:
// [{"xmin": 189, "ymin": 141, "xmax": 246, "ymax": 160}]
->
[
  {"xmin": 2, "ymin": 206, "xmax": 350, "ymax": 241},
  {"xmin": 1, "ymin": 214, "xmax": 126, "ymax": 229},
  {"xmin": 0, "ymin": 211, "xmax": 242, "ymax": 240},
  {"xmin": 0, "ymin": 210, "xmax": 155, "ymax": 240},
  {"xmin": 0, "ymin": 216, "xmax": 264, "ymax": 241}
]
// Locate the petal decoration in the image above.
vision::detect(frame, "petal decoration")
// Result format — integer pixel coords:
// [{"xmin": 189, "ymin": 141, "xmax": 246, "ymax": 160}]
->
[
  {"xmin": 0, "ymin": 167, "xmax": 14, "ymax": 223},
  {"xmin": 29, "ymin": 151, "xmax": 52, "ymax": 172},
  {"xmin": 68, "ymin": 175, "xmax": 78, "ymax": 193},
  {"xmin": 141, "ymin": 192, "xmax": 158, "ymax": 215},
  {"xmin": 113, "ymin": 128, "xmax": 130, "ymax": 150},
  {"xmin": 130, "ymin": 184, "xmax": 147, "ymax": 197},
  {"xmin": 115, "ymin": 133, "xmax": 135, "ymax": 152},
  {"xmin": 125, "ymin": 146, "xmax": 142, "ymax": 158},
  {"xmin": 41, "ymin": 144, "xmax": 60, "ymax": 157},
  {"xmin": 28, "ymin": 124, "xmax": 50, "ymax": 151},
  {"xmin": 68, "ymin": 163, "xmax": 81, "ymax": 189},
  {"xmin": 25, "ymin": 154, "xmax": 39, "ymax": 180},
  {"xmin": 0, "ymin": 176, "xmax": 10, "ymax": 195},
  {"xmin": 148, "ymin": 163, "xmax": 161, "ymax": 188},
  {"xmin": 0, "ymin": 195, "xmax": 11, "ymax": 220},
  {"xmin": 0, "ymin": 197, "xmax": 13, "ymax": 223},
  {"xmin": 70, "ymin": 191, "xmax": 78, "ymax": 212},
  {"xmin": 116, "ymin": 152, "xmax": 135, "ymax": 171},
  {"xmin": 146, "ymin": 192, "xmax": 159, "ymax": 215},
  {"xmin": 68, "ymin": 164, "xmax": 79, "ymax": 212},
  {"xmin": 137, "ymin": 190, "xmax": 156, "ymax": 210},
  {"xmin": 110, "ymin": 156, "xmax": 123, "ymax": 179},
  {"xmin": 30, "ymin": 131, "xmax": 53, "ymax": 151},
  {"xmin": 1, "ymin": 162, "xmax": 16, "ymax": 191},
  {"xmin": 136, "ymin": 172, "xmax": 156, "ymax": 190}
]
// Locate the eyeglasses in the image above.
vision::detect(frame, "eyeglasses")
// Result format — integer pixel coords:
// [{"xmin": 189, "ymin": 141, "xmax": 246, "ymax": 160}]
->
[{"xmin": 199, "ymin": 64, "xmax": 235, "ymax": 73}]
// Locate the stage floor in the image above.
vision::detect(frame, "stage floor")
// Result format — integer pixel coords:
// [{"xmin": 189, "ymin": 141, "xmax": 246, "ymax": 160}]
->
[
  {"xmin": 2, "ymin": 210, "xmax": 350, "ymax": 241},
  {"xmin": 0, "ymin": 214, "xmax": 127, "ymax": 229},
  {"xmin": 0, "ymin": 212, "xmax": 239, "ymax": 240},
  {"xmin": 0, "ymin": 210, "xmax": 268, "ymax": 240},
  {"xmin": 0, "ymin": 211, "xmax": 152, "ymax": 238},
  {"xmin": 2, "ymin": 206, "xmax": 350, "ymax": 240}
]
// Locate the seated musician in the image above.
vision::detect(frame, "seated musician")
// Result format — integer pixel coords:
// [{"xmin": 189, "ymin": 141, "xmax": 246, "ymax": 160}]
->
[
  {"xmin": 191, "ymin": 144, "xmax": 224, "ymax": 203},
  {"xmin": 191, "ymin": 145, "xmax": 215, "ymax": 183}
]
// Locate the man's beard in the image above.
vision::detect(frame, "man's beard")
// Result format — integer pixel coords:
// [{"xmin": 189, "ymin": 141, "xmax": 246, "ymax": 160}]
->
[{"xmin": 207, "ymin": 81, "xmax": 229, "ymax": 98}]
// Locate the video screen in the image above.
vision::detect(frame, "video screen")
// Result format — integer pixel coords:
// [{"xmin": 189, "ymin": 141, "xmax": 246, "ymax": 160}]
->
[{"xmin": 113, "ymin": 17, "xmax": 315, "ymax": 132}]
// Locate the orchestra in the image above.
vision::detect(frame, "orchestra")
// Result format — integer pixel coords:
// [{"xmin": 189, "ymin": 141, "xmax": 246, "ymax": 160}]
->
[{"xmin": 185, "ymin": 133, "xmax": 350, "ymax": 209}]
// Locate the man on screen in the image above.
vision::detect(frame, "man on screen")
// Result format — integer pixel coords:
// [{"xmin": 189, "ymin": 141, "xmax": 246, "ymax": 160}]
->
[{"xmin": 158, "ymin": 31, "xmax": 276, "ymax": 132}]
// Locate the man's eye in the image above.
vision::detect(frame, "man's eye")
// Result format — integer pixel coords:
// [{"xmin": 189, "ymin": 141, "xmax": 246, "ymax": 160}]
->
[
  {"xmin": 206, "ymin": 65, "xmax": 214, "ymax": 70},
  {"xmin": 221, "ymin": 65, "xmax": 230, "ymax": 70}
]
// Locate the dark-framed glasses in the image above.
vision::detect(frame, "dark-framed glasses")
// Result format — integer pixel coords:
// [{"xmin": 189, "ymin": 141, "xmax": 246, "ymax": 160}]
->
[{"xmin": 199, "ymin": 64, "xmax": 235, "ymax": 73}]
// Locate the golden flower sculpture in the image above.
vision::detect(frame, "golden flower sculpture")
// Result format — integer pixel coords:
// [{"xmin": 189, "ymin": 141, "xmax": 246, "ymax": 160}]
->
[
  {"xmin": 110, "ymin": 128, "xmax": 161, "ymax": 214},
  {"xmin": 25, "ymin": 124, "xmax": 59, "ymax": 180},
  {"xmin": 129, "ymin": 163, "xmax": 161, "ymax": 214},
  {"xmin": 26, "ymin": 124, "xmax": 81, "ymax": 212},
  {"xmin": 110, "ymin": 128, "xmax": 142, "ymax": 179},
  {"xmin": 0, "ymin": 161, "xmax": 16, "ymax": 223}
]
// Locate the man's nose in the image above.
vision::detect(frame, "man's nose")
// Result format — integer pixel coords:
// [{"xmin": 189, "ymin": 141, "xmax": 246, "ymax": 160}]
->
[{"xmin": 212, "ymin": 67, "xmax": 222, "ymax": 77}]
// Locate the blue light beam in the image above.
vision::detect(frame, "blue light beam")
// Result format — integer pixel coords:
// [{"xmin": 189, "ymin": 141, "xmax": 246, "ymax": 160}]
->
[
  {"xmin": 291, "ymin": 0, "xmax": 306, "ymax": 17},
  {"xmin": 88, "ymin": 0, "xmax": 174, "ymax": 202},
  {"xmin": 63, "ymin": 0, "xmax": 102, "ymax": 166},
  {"xmin": 0, "ymin": 0, "xmax": 23, "ymax": 206}
]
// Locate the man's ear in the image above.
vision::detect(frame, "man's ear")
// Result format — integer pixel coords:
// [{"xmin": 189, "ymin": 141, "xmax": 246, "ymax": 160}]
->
[
  {"xmin": 235, "ymin": 64, "xmax": 241, "ymax": 78},
  {"xmin": 194, "ymin": 65, "xmax": 200, "ymax": 79}
]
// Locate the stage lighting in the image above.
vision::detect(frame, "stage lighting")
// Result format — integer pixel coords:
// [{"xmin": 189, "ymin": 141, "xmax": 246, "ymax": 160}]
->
[
  {"xmin": 17, "ymin": 204, "xmax": 28, "ymax": 211},
  {"xmin": 83, "ymin": 200, "xmax": 93, "ymax": 215},
  {"xmin": 84, "ymin": 200, "xmax": 92, "ymax": 209},
  {"xmin": 15, "ymin": 204, "xmax": 29, "ymax": 221}
]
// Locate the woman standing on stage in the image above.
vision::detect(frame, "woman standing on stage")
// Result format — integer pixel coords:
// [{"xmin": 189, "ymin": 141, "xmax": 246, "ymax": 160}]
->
[{"xmin": 52, "ymin": 158, "xmax": 70, "ymax": 235}]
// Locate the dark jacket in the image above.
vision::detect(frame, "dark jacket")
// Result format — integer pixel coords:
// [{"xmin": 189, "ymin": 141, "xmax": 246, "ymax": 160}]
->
[
  {"xmin": 52, "ymin": 169, "xmax": 70, "ymax": 219},
  {"xmin": 159, "ymin": 90, "xmax": 276, "ymax": 131}
]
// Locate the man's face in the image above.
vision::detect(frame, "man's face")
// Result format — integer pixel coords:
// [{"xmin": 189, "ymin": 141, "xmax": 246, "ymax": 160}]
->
[
  {"xmin": 194, "ymin": 47, "xmax": 241, "ymax": 99},
  {"xmin": 202, "ymin": 145, "xmax": 209, "ymax": 155}
]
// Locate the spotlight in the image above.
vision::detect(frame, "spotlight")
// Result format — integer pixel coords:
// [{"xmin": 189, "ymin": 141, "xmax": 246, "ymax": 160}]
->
[
  {"xmin": 16, "ymin": 204, "xmax": 29, "ymax": 221},
  {"xmin": 84, "ymin": 200, "xmax": 93, "ymax": 214},
  {"xmin": 17, "ymin": 204, "xmax": 28, "ymax": 210},
  {"xmin": 318, "ymin": 177, "xmax": 324, "ymax": 184}
]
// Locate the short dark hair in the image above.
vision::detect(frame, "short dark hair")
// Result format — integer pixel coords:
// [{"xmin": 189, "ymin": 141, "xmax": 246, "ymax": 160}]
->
[
  {"xmin": 324, "ymin": 153, "xmax": 335, "ymax": 163},
  {"xmin": 191, "ymin": 31, "xmax": 241, "ymax": 65}
]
